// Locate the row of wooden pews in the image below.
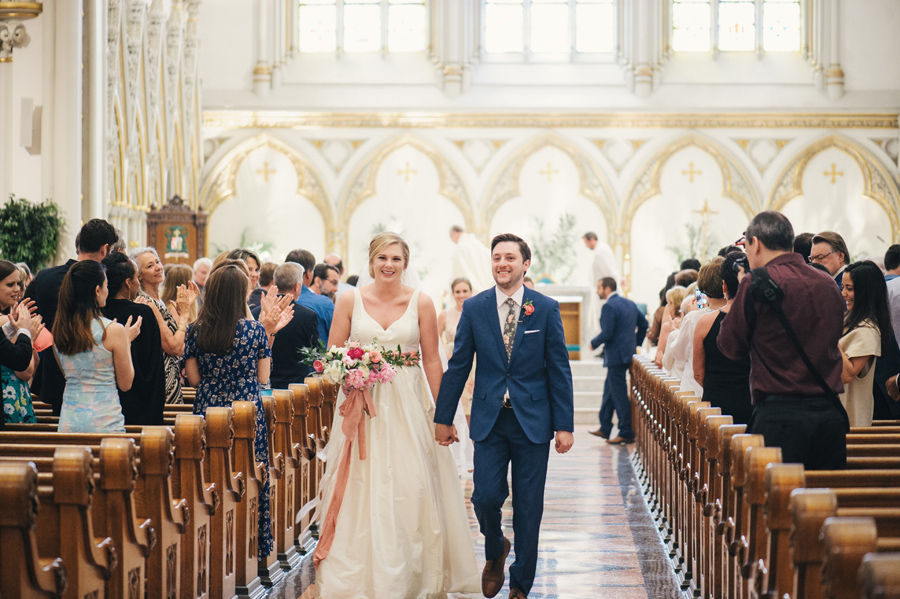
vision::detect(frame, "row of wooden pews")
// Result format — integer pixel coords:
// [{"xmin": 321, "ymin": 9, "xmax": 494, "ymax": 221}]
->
[
  {"xmin": 0, "ymin": 375, "xmax": 340, "ymax": 599},
  {"xmin": 629, "ymin": 355, "xmax": 900, "ymax": 599}
]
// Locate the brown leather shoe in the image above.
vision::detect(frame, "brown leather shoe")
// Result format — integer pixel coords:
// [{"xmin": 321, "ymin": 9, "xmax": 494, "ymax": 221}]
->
[
  {"xmin": 482, "ymin": 537, "xmax": 511, "ymax": 598},
  {"xmin": 588, "ymin": 429, "xmax": 608, "ymax": 439},
  {"xmin": 607, "ymin": 435, "xmax": 635, "ymax": 444},
  {"xmin": 509, "ymin": 588, "xmax": 528, "ymax": 599}
]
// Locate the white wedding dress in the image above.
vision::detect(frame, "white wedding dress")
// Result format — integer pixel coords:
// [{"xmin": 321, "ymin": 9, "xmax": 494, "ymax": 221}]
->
[{"xmin": 316, "ymin": 289, "xmax": 481, "ymax": 599}]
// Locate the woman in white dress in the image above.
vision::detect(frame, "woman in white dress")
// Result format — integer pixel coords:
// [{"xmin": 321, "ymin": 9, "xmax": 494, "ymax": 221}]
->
[{"xmin": 315, "ymin": 232, "xmax": 481, "ymax": 599}]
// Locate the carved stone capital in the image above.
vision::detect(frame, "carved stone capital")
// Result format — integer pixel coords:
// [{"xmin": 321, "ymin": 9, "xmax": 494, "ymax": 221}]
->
[{"xmin": 0, "ymin": 21, "xmax": 28, "ymax": 62}]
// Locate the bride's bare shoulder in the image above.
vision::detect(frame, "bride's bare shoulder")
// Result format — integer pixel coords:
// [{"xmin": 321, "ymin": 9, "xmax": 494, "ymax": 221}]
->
[{"xmin": 335, "ymin": 288, "xmax": 356, "ymax": 311}]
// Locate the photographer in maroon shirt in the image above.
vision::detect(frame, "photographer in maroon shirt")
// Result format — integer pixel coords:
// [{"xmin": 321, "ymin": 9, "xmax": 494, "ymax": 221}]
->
[{"xmin": 717, "ymin": 211, "xmax": 847, "ymax": 470}]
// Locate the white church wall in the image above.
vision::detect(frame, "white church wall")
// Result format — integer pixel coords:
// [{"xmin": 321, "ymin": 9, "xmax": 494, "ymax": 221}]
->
[{"xmin": 7, "ymin": 15, "xmax": 44, "ymax": 205}]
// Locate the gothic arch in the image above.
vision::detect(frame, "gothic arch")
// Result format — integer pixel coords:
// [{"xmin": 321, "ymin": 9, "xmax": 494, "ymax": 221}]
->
[
  {"xmin": 768, "ymin": 135, "xmax": 900, "ymax": 240},
  {"xmin": 198, "ymin": 133, "xmax": 334, "ymax": 233},
  {"xmin": 622, "ymin": 134, "xmax": 761, "ymax": 229},
  {"xmin": 481, "ymin": 133, "xmax": 617, "ymax": 242},
  {"xmin": 339, "ymin": 134, "xmax": 474, "ymax": 239}
]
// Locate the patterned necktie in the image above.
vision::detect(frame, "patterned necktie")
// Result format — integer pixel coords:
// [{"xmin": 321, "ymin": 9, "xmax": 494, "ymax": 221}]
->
[{"xmin": 503, "ymin": 297, "xmax": 518, "ymax": 361}]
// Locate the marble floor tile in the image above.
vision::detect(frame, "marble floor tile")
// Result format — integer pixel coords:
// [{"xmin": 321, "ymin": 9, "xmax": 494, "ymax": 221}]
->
[{"xmin": 275, "ymin": 425, "xmax": 682, "ymax": 598}]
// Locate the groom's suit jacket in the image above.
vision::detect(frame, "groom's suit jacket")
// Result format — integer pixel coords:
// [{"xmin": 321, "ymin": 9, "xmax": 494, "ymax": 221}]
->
[{"xmin": 435, "ymin": 286, "xmax": 574, "ymax": 444}]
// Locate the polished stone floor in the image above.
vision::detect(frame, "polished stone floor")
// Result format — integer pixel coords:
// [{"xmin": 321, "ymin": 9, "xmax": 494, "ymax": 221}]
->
[{"xmin": 273, "ymin": 425, "xmax": 681, "ymax": 599}]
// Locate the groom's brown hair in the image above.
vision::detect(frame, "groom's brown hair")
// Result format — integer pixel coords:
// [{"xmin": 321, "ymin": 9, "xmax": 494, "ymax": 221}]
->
[{"xmin": 491, "ymin": 233, "xmax": 531, "ymax": 263}]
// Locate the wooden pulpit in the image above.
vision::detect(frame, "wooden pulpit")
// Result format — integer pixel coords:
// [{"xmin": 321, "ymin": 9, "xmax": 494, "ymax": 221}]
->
[{"xmin": 146, "ymin": 196, "xmax": 209, "ymax": 264}]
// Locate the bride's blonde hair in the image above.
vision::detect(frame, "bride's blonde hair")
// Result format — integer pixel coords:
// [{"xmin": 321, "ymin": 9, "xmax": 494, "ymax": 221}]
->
[{"xmin": 368, "ymin": 232, "xmax": 410, "ymax": 277}]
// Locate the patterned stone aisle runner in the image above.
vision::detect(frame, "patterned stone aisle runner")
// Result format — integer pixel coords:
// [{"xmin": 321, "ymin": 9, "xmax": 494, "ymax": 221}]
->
[{"xmin": 276, "ymin": 424, "xmax": 681, "ymax": 599}]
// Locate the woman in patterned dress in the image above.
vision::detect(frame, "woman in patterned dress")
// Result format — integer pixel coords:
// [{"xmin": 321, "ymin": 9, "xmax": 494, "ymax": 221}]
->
[
  {"xmin": 184, "ymin": 260, "xmax": 293, "ymax": 560},
  {"xmin": 130, "ymin": 247, "xmax": 199, "ymax": 404},
  {"xmin": 53, "ymin": 260, "xmax": 141, "ymax": 433},
  {"xmin": 0, "ymin": 260, "xmax": 40, "ymax": 424}
]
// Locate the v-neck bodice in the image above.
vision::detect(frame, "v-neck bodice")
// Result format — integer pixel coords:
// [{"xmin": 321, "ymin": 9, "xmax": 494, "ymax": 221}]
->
[{"xmin": 350, "ymin": 289, "xmax": 420, "ymax": 351}]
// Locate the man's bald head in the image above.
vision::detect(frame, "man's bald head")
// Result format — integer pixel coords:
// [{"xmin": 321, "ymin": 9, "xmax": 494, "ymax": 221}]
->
[{"xmin": 324, "ymin": 253, "xmax": 344, "ymax": 275}]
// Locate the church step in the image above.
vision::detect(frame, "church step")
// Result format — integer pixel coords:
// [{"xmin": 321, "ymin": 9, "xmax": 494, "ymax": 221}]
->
[
  {"xmin": 574, "ymin": 407, "xmax": 599, "ymax": 424},
  {"xmin": 574, "ymin": 391, "xmax": 603, "ymax": 408},
  {"xmin": 573, "ymin": 376, "xmax": 605, "ymax": 393},
  {"xmin": 570, "ymin": 360, "xmax": 605, "ymax": 377}
]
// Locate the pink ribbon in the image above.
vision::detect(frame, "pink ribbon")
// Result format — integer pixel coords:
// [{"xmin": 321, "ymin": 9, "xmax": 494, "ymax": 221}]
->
[{"xmin": 313, "ymin": 387, "xmax": 376, "ymax": 568}]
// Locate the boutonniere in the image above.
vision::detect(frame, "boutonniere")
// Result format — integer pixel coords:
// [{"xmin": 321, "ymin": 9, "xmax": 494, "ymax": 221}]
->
[{"xmin": 519, "ymin": 299, "xmax": 534, "ymax": 323}]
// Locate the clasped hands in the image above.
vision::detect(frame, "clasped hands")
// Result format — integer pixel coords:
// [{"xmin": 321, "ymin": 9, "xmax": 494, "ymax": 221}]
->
[
  {"xmin": 9, "ymin": 299, "xmax": 44, "ymax": 338},
  {"xmin": 259, "ymin": 292, "xmax": 294, "ymax": 336},
  {"xmin": 435, "ymin": 423, "xmax": 574, "ymax": 454}
]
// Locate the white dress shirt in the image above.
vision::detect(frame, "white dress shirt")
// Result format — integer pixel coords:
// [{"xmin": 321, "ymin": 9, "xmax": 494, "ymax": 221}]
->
[{"xmin": 495, "ymin": 284, "xmax": 524, "ymax": 333}]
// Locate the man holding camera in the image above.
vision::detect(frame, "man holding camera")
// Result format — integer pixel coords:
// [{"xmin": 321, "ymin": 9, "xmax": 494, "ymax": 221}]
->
[{"xmin": 717, "ymin": 211, "xmax": 848, "ymax": 470}]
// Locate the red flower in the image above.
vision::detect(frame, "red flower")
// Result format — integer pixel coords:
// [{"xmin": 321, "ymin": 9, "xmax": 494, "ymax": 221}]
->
[
  {"xmin": 313, "ymin": 360, "xmax": 324, "ymax": 373},
  {"xmin": 347, "ymin": 347, "xmax": 366, "ymax": 360},
  {"xmin": 523, "ymin": 304, "xmax": 535, "ymax": 316}
]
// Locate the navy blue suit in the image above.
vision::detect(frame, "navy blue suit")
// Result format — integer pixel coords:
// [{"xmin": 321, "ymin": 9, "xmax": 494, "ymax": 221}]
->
[
  {"xmin": 590, "ymin": 293, "xmax": 648, "ymax": 439},
  {"xmin": 435, "ymin": 286, "xmax": 573, "ymax": 594}
]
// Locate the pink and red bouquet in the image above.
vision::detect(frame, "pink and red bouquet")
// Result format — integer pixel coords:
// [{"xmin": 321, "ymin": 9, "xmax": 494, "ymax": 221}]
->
[{"xmin": 307, "ymin": 341, "xmax": 398, "ymax": 391}]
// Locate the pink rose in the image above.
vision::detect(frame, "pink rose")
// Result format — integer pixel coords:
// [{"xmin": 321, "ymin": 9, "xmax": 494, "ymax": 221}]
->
[
  {"xmin": 369, "ymin": 351, "xmax": 382, "ymax": 363},
  {"xmin": 313, "ymin": 360, "xmax": 324, "ymax": 373},
  {"xmin": 523, "ymin": 304, "xmax": 534, "ymax": 316},
  {"xmin": 347, "ymin": 341, "xmax": 360, "ymax": 349},
  {"xmin": 347, "ymin": 347, "xmax": 366, "ymax": 360}
]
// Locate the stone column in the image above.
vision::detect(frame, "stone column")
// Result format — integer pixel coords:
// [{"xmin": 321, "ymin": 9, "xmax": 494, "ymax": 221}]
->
[
  {"xmin": 49, "ymin": 0, "xmax": 84, "ymax": 252},
  {"xmin": 825, "ymin": 0, "xmax": 844, "ymax": 99},
  {"xmin": 83, "ymin": 0, "xmax": 107, "ymax": 219},
  {"xmin": 253, "ymin": 0, "xmax": 271, "ymax": 95}
]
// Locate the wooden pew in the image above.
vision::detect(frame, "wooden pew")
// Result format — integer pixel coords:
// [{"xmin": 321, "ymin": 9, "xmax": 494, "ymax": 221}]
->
[
  {"xmin": 0, "ymin": 460, "xmax": 67, "ymax": 598},
  {"xmin": 290, "ymin": 382, "xmax": 319, "ymax": 550},
  {"xmin": 1, "ymin": 447, "xmax": 116, "ymax": 599},
  {"xmin": 271, "ymin": 390, "xmax": 302, "ymax": 570},
  {"xmin": 256, "ymin": 396, "xmax": 286, "ymax": 588}
]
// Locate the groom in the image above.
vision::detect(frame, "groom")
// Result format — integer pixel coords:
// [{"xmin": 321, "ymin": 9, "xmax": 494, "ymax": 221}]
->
[{"xmin": 435, "ymin": 233, "xmax": 575, "ymax": 599}]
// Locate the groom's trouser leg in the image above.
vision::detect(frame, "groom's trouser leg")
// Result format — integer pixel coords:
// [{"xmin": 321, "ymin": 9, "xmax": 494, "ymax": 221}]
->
[
  {"xmin": 607, "ymin": 364, "xmax": 633, "ymax": 438},
  {"xmin": 508, "ymin": 415, "xmax": 551, "ymax": 595},
  {"xmin": 473, "ymin": 416, "xmax": 512, "ymax": 562},
  {"xmin": 598, "ymin": 375, "xmax": 616, "ymax": 436}
]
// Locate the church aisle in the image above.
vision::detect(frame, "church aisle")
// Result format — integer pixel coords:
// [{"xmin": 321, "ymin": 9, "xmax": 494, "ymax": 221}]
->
[{"xmin": 280, "ymin": 424, "xmax": 681, "ymax": 599}]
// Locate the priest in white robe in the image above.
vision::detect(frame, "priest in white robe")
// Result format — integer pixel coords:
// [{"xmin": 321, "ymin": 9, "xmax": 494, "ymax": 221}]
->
[
  {"xmin": 449, "ymin": 225, "xmax": 493, "ymax": 293},
  {"xmin": 584, "ymin": 231, "xmax": 622, "ymax": 339}
]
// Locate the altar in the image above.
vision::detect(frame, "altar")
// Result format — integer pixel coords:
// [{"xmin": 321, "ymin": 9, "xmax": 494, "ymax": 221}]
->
[{"xmin": 533, "ymin": 284, "xmax": 594, "ymax": 361}]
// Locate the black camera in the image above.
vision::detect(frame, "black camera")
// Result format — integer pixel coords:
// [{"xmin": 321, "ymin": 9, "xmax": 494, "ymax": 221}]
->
[{"xmin": 733, "ymin": 254, "xmax": 749, "ymax": 274}]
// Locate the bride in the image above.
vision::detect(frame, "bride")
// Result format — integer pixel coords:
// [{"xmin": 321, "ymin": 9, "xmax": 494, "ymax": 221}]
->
[{"xmin": 314, "ymin": 232, "xmax": 481, "ymax": 598}]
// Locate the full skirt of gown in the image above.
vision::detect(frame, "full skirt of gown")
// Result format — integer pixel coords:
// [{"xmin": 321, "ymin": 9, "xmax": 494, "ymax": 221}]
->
[{"xmin": 316, "ymin": 290, "xmax": 480, "ymax": 598}]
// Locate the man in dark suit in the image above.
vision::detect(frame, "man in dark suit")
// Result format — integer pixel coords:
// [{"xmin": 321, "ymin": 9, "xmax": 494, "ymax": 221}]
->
[
  {"xmin": 23, "ymin": 218, "xmax": 119, "ymax": 414},
  {"xmin": 589, "ymin": 277, "xmax": 648, "ymax": 444},
  {"xmin": 435, "ymin": 233, "xmax": 574, "ymax": 599},
  {"xmin": 251, "ymin": 262, "xmax": 319, "ymax": 390}
]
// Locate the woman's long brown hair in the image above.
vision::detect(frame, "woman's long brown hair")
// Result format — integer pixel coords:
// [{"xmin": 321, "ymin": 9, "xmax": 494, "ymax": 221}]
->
[
  {"xmin": 54, "ymin": 261, "xmax": 106, "ymax": 355},
  {"xmin": 190, "ymin": 262, "xmax": 250, "ymax": 354}
]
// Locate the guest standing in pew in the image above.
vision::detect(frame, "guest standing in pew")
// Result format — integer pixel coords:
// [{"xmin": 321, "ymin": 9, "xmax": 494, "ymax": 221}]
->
[
  {"xmin": 838, "ymin": 261, "xmax": 894, "ymax": 427},
  {"xmin": 250, "ymin": 262, "xmax": 319, "ymax": 390},
  {"xmin": 248, "ymin": 261, "xmax": 277, "ymax": 311},
  {"xmin": 718, "ymin": 211, "xmax": 848, "ymax": 470},
  {"xmin": 226, "ymin": 248, "xmax": 263, "ymax": 303},
  {"xmin": 162, "ymin": 264, "xmax": 198, "ymax": 324},
  {"xmin": 0, "ymin": 260, "xmax": 44, "ymax": 425},
  {"xmin": 101, "ymin": 252, "xmax": 167, "ymax": 425},
  {"xmin": 131, "ymin": 247, "xmax": 199, "ymax": 405},
  {"xmin": 184, "ymin": 262, "xmax": 293, "ymax": 561},
  {"xmin": 692, "ymin": 252, "xmax": 753, "ymax": 425},
  {"xmin": 53, "ymin": 261, "xmax": 141, "ymax": 433},
  {"xmin": 24, "ymin": 219, "xmax": 119, "ymax": 415}
]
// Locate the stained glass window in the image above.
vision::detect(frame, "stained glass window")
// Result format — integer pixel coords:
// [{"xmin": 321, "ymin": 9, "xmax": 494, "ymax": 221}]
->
[
  {"xmin": 484, "ymin": 0, "xmax": 615, "ymax": 56},
  {"xmin": 672, "ymin": 0, "xmax": 801, "ymax": 53},
  {"xmin": 298, "ymin": 0, "xmax": 427, "ymax": 54},
  {"xmin": 672, "ymin": 0, "xmax": 711, "ymax": 52}
]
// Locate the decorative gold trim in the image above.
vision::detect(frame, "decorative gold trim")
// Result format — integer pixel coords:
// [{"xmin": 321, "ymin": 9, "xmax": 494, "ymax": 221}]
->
[
  {"xmin": 482, "ymin": 133, "xmax": 617, "ymax": 243},
  {"xmin": 0, "ymin": 57, "xmax": 12, "ymax": 63},
  {"xmin": 0, "ymin": 2, "xmax": 43, "ymax": 20},
  {"xmin": 768, "ymin": 135, "xmax": 900, "ymax": 241},
  {"xmin": 339, "ymin": 134, "xmax": 474, "ymax": 257},
  {"xmin": 203, "ymin": 111, "xmax": 900, "ymax": 130}
]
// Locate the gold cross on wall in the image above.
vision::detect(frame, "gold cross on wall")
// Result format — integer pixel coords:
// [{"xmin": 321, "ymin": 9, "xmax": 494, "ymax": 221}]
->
[
  {"xmin": 539, "ymin": 162, "xmax": 559, "ymax": 182},
  {"xmin": 824, "ymin": 163, "xmax": 844, "ymax": 184},
  {"xmin": 256, "ymin": 162, "xmax": 276, "ymax": 183},
  {"xmin": 398, "ymin": 162, "xmax": 417, "ymax": 182},
  {"xmin": 682, "ymin": 162, "xmax": 702, "ymax": 183}
]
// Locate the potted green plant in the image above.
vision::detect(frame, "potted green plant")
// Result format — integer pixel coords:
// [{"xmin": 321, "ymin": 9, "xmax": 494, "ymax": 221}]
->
[{"xmin": 0, "ymin": 194, "xmax": 66, "ymax": 270}]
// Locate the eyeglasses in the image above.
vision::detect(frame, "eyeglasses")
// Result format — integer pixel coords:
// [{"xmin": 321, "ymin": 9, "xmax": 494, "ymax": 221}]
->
[{"xmin": 809, "ymin": 250, "xmax": 836, "ymax": 263}]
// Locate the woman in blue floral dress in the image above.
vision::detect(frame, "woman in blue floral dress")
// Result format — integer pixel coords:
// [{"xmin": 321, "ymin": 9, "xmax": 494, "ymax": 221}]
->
[
  {"xmin": 184, "ymin": 260, "xmax": 293, "ymax": 560},
  {"xmin": 0, "ymin": 260, "xmax": 38, "ymax": 424}
]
